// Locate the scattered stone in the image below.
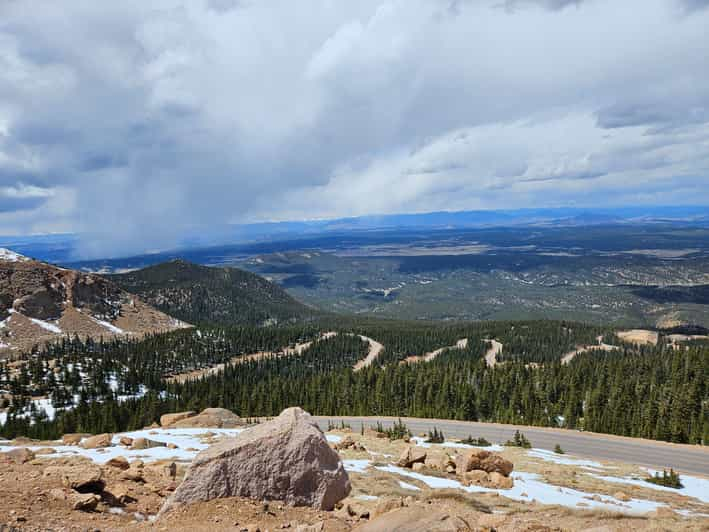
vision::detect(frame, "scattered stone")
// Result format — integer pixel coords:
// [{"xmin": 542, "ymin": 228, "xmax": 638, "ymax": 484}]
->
[
  {"xmin": 3, "ymin": 447, "xmax": 35, "ymax": 464},
  {"xmin": 355, "ymin": 506, "xmax": 471, "ymax": 531},
  {"xmin": 34, "ymin": 447, "xmax": 57, "ymax": 455},
  {"xmin": 614, "ymin": 491, "xmax": 631, "ymax": 502},
  {"xmin": 167, "ymin": 442, "xmax": 178, "ymax": 449},
  {"xmin": 62, "ymin": 433, "xmax": 89, "ymax": 446},
  {"xmin": 395, "ymin": 446, "xmax": 426, "ymax": 468},
  {"xmin": 120, "ymin": 467, "xmax": 145, "ymax": 482},
  {"xmin": 70, "ymin": 492, "xmax": 100, "ymax": 511},
  {"xmin": 455, "ymin": 449, "xmax": 513, "ymax": 477},
  {"xmin": 119, "ymin": 436, "xmax": 134, "ymax": 446},
  {"xmin": 372, "ymin": 497, "xmax": 404, "ymax": 518},
  {"xmin": 160, "ymin": 407, "xmax": 350, "ymax": 514},
  {"xmin": 412, "ymin": 462, "xmax": 425, "ymax": 472},
  {"xmin": 131, "ymin": 437, "xmax": 166, "ymax": 450},
  {"xmin": 81, "ymin": 433, "xmax": 113, "ymax": 449},
  {"xmin": 44, "ymin": 464, "xmax": 104, "ymax": 492},
  {"xmin": 105, "ymin": 456, "xmax": 130, "ymax": 470},
  {"xmin": 295, "ymin": 522, "xmax": 324, "ymax": 532}
]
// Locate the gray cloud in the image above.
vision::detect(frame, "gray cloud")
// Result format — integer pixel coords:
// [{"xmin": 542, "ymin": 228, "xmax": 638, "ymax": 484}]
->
[
  {"xmin": 678, "ymin": 0, "xmax": 709, "ymax": 12},
  {"xmin": 0, "ymin": 0, "xmax": 707, "ymax": 257}
]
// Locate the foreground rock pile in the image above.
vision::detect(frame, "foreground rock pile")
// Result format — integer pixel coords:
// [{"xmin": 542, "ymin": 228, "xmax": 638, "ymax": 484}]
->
[
  {"xmin": 160, "ymin": 407, "xmax": 351, "ymax": 515},
  {"xmin": 396, "ymin": 445, "xmax": 514, "ymax": 489}
]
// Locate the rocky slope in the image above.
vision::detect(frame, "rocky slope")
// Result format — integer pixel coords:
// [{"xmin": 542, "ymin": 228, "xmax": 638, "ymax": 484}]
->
[
  {"xmin": 0, "ymin": 248, "xmax": 189, "ymax": 358},
  {"xmin": 110, "ymin": 259, "xmax": 317, "ymax": 326}
]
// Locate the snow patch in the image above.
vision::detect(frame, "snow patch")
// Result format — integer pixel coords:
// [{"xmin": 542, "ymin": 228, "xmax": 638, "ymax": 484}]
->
[
  {"xmin": 0, "ymin": 248, "xmax": 30, "ymax": 262},
  {"xmin": 91, "ymin": 317, "xmax": 125, "ymax": 335},
  {"xmin": 343, "ymin": 459, "xmax": 371, "ymax": 473},
  {"xmin": 399, "ymin": 480, "xmax": 422, "ymax": 491},
  {"xmin": 412, "ymin": 436, "xmax": 503, "ymax": 452},
  {"xmin": 527, "ymin": 448, "xmax": 605, "ymax": 469},
  {"xmin": 375, "ymin": 466, "xmax": 666, "ymax": 515},
  {"xmin": 29, "ymin": 317, "xmax": 62, "ymax": 334}
]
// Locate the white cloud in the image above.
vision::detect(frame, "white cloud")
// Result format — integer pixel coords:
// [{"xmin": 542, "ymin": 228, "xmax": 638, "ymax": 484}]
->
[{"xmin": 0, "ymin": 0, "xmax": 706, "ymax": 255}]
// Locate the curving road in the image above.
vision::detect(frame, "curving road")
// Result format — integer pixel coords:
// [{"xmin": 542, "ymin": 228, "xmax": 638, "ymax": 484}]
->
[{"xmin": 314, "ymin": 415, "xmax": 709, "ymax": 477}]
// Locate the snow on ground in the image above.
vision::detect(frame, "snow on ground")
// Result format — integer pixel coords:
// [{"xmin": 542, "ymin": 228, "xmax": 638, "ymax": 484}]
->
[
  {"xmin": 91, "ymin": 317, "xmax": 125, "ymax": 335},
  {"xmin": 587, "ymin": 469, "xmax": 709, "ymax": 505},
  {"xmin": 411, "ymin": 436, "xmax": 504, "ymax": 452},
  {"xmin": 399, "ymin": 480, "xmax": 422, "ymax": 491},
  {"xmin": 325, "ymin": 434, "xmax": 342, "ymax": 444},
  {"xmin": 29, "ymin": 317, "xmax": 62, "ymax": 334},
  {"xmin": 527, "ymin": 448, "xmax": 605, "ymax": 469},
  {"xmin": 0, "ymin": 248, "xmax": 29, "ymax": 262},
  {"xmin": 343, "ymin": 459, "xmax": 371, "ymax": 473},
  {"xmin": 375, "ymin": 465, "xmax": 666, "ymax": 515},
  {"xmin": 0, "ymin": 428, "xmax": 245, "ymax": 464}
]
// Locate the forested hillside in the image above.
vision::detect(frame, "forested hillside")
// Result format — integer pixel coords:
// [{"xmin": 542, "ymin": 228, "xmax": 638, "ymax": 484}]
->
[
  {"xmin": 110, "ymin": 260, "xmax": 316, "ymax": 325},
  {"xmin": 2, "ymin": 319, "xmax": 706, "ymax": 446}
]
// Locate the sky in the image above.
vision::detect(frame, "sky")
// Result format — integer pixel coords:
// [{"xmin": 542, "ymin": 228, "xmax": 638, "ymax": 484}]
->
[{"xmin": 0, "ymin": 0, "xmax": 708, "ymax": 255}]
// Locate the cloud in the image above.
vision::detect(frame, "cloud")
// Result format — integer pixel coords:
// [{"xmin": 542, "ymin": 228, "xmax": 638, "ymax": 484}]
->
[{"xmin": 0, "ymin": 0, "xmax": 707, "ymax": 256}]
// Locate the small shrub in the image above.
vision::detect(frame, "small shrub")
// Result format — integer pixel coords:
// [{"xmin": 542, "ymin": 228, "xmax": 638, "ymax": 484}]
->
[
  {"xmin": 554, "ymin": 444, "xmax": 564, "ymax": 454},
  {"xmin": 384, "ymin": 418, "xmax": 411, "ymax": 440},
  {"xmin": 425, "ymin": 427, "xmax": 445, "ymax": 444},
  {"xmin": 504, "ymin": 430, "xmax": 532, "ymax": 449},
  {"xmin": 646, "ymin": 469, "xmax": 683, "ymax": 489},
  {"xmin": 459, "ymin": 435, "xmax": 491, "ymax": 446}
]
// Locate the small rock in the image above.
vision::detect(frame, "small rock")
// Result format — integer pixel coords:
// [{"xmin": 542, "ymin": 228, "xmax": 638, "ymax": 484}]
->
[
  {"xmin": 81, "ymin": 433, "xmax": 113, "ymax": 449},
  {"xmin": 614, "ymin": 491, "xmax": 631, "ymax": 502},
  {"xmin": 119, "ymin": 436, "xmax": 134, "ymax": 446},
  {"xmin": 34, "ymin": 447, "xmax": 57, "ymax": 455},
  {"xmin": 396, "ymin": 446, "xmax": 426, "ymax": 468},
  {"xmin": 131, "ymin": 437, "xmax": 166, "ymax": 450},
  {"xmin": 3, "ymin": 447, "xmax": 35, "ymax": 464},
  {"xmin": 106, "ymin": 456, "xmax": 130, "ymax": 470},
  {"xmin": 372, "ymin": 497, "xmax": 404, "ymax": 518},
  {"xmin": 62, "ymin": 433, "xmax": 89, "ymax": 446},
  {"xmin": 412, "ymin": 462, "xmax": 425, "ymax": 472},
  {"xmin": 71, "ymin": 492, "xmax": 100, "ymax": 511}
]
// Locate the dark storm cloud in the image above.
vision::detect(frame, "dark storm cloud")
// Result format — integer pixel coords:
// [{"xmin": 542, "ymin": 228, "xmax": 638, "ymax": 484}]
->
[{"xmin": 0, "ymin": 0, "xmax": 706, "ymax": 255}]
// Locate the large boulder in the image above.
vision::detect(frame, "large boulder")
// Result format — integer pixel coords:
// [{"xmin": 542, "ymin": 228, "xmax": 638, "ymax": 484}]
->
[
  {"xmin": 2, "ymin": 447, "xmax": 35, "ymax": 464},
  {"xmin": 169, "ymin": 407, "xmax": 242, "ymax": 428},
  {"xmin": 81, "ymin": 433, "xmax": 113, "ymax": 449},
  {"xmin": 160, "ymin": 411, "xmax": 196, "ymax": 427},
  {"xmin": 160, "ymin": 407, "xmax": 350, "ymax": 515},
  {"xmin": 455, "ymin": 449, "xmax": 513, "ymax": 477}
]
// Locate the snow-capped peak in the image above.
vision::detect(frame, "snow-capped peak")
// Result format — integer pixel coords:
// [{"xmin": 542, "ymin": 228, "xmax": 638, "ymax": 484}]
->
[{"xmin": 0, "ymin": 248, "xmax": 30, "ymax": 262}]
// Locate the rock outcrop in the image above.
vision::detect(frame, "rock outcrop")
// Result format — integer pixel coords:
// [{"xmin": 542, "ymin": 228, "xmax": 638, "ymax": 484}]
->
[
  {"xmin": 166, "ymin": 407, "xmax": 243, "ymax": 428},
  {"xmin": 0, "ymin": 249, "xmax": 190, "ymax": 358},
  {"xmin": 160, "ymin": 407, "xmax": 350, "ymax": 515}
]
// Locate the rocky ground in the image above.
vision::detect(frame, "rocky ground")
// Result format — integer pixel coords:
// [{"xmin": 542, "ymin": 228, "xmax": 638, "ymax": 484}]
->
[{"xmin": 1, "ymin": 410, "xmax": 708, "ymax": 531}]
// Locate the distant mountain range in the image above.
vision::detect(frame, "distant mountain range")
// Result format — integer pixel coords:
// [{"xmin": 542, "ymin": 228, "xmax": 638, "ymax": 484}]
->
[{"xmin": 2, "ymin": 205, "xmax": 707, "ymax": 264}]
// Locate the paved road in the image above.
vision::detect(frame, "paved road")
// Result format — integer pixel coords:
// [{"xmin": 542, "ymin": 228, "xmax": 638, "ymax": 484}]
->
[{"xmin": 314, "ymin": 415, "xmax": 709, "ymax": 477}]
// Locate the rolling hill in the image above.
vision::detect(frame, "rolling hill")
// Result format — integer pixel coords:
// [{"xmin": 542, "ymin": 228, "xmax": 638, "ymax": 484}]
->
[{"xmin": 110, "ymin": 259, "xmax": 317, "ymax": 326}]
